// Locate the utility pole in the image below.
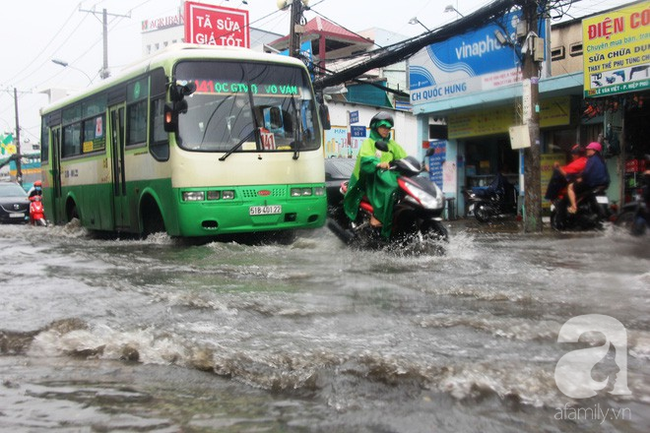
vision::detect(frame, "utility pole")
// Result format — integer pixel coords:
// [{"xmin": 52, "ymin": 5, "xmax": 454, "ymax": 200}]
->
[
  {"xmin": 79, "ymin": 7, "xmax": 131, "ymax": 80},
  {"xmin": 13, "ymin": 88, "xmax": 22, "ymax": 185},
  {"xmin": 101, "ymin": 9, "xmax": 109, "ymax": 79},
  {"xmin": 288, "ymin": 0, "xmax": 306, "ymax": 58},
  {"xmin": 520, "ymin": 0, "xmax": 544, "ymax": 233}
]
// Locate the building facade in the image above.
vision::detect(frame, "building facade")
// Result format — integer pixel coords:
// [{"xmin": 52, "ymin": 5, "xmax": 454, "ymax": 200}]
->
[{"xmin": 409, "ymin": 1, "xmax": 648, "ymax": 217}]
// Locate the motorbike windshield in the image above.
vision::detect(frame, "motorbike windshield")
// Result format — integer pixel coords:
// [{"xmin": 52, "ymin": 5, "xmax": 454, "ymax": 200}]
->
[{"xmin": 174, "ymin": 60, "xmax": 320, "ymax": 153}]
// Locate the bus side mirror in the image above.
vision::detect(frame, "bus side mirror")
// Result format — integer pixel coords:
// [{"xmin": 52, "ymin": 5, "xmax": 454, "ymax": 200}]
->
[
  {"xmin": 170, "ymin": 81, "xmax": 196, "ymax": 102},
  {"xmin": 164, "ymin": 84, "xmax": 192, "ymax": 133},
  {"xmin": 319, "ymin": 104, "xmax": 331, "ymax": 130}
]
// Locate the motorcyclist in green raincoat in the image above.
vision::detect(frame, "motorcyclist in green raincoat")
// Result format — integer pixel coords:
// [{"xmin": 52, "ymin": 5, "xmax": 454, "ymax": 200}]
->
[{"xmin": 343, "ymin": 112, "xmax": 408, "ymax": 238}]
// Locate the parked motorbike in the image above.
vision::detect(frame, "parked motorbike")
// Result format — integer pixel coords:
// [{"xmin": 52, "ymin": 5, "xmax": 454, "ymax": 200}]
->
[
  {"xmin": 29, "ymin": 195, "xmax": 47, "ymax": 226},
  {"xmin": 550, "ymin": 186, "xmax": 612, "ymax": 231},
  {"xmin": 614, "ymin": 169, "xmax": 649, "ymax": 236},
  {"xmin": 465, "ymin": 173, "xmax": 518, "ymax": 223},
  {"xmin": 326, "ymin": 143, "xmax": 448, "ymax": 251}
]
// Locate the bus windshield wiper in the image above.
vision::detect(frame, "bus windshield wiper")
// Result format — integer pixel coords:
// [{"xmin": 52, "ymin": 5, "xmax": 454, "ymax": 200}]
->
[
  {"xmin": 220, "ymin": 84, "xmax": 261, "ymax": 162},
  {"xmin": 289, "ymin": 95, "xmax": 301, "ymax": 160},
  {"xmin": 219, "ymin": 129, "xmax": 255, "ymax": 161}
]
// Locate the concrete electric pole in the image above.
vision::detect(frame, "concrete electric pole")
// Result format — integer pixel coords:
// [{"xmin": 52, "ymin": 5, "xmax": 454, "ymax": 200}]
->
[
  {"xmin": 288, "ymin": 0, "xmax": 308, "ymax": 59},
  {"xmin": 78, "ymin": 7, "xmax": 131, "ymax": 80},
  {"xmin": 13, "ymin": 87, "xmax": 22, "ymax": 185},
  {"xmin": 520, "ymin": 0, "xmax": 544, "ymax": 233}
]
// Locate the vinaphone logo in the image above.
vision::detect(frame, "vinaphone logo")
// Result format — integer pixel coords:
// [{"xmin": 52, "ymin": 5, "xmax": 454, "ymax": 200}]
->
[{"xmin": 555, "ymin": 314, "xmax": 631, "ymax": 399}]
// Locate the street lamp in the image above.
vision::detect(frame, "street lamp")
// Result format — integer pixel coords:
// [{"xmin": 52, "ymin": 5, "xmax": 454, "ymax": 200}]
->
[
  {"xmin": 444, "ymin": 4, "xmax": 464, "ymax": 18},
  {"xmin": 408, "ymin": 17, "xmax": 431, "ymax": 32},
  {"xmin": 51, "ymin": 59, "xmax": 94, "ymax": 85}
]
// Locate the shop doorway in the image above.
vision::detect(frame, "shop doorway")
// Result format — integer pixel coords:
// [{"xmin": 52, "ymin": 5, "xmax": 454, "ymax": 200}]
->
[{"xmin": 464, "ymin": 136, "xmax": 519, "ymax": 189}]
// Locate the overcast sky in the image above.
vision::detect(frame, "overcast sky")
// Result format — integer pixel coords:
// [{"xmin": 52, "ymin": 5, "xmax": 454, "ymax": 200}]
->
[{"xmin": 0, "ymin": 0, "xmax": 634, "ymax": 145}]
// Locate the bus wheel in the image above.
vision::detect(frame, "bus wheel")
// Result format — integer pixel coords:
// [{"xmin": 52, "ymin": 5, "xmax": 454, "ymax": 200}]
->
[
  {"xmin": 141, "ymin": 199, "xmax": 165, "ymax": 238},
  {"xmin": 66, "ymin": 200, "xmax": 79, "ymax": 223}
]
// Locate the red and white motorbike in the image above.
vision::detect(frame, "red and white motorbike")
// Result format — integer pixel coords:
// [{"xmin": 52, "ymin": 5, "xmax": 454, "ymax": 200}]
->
[{"xmin": 29, "ymin": 195, "xmax": 47, "ymax": 226}]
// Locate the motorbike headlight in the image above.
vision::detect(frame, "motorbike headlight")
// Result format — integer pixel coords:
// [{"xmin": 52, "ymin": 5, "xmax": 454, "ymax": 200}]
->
[{"xmin": 403, "ymin": 182, "xmax": 444, "ymax": 210}]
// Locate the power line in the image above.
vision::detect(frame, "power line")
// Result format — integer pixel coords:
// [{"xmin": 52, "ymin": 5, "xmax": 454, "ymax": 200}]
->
[
  {"xmin": 6, "ymin": 4, "xmax": 85, "ymax": 87},
  {"xmin": 79, "ymin": 6, "xmax": 131, "ymax": 79}
]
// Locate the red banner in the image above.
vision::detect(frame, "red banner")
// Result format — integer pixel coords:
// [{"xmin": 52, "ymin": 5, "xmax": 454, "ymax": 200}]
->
[{"xmin": 184, "ymin": 1, "xmax": 249, "ymax": 48}]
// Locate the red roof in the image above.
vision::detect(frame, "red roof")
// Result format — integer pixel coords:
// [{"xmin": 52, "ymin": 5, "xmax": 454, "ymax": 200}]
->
[{"xmin": 269, "ymin": 16, "xmax": 373, "ymax": 47}]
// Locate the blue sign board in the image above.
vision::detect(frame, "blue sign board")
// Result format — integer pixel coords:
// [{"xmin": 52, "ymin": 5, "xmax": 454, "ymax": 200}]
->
[
  {"xmin": 350, "ymin": 125, "xmax": 366, "ymax": 138},
  {"xmin": 349, "ymin": 110, "xmax": 359, "ymax": 124},
  {"xmin": 409, "ymin": 10, "xmax": 546, "ymax": 105},
  {"xmin": 427, "ymin": 140, "xmax": 446, "ymax": 189}
]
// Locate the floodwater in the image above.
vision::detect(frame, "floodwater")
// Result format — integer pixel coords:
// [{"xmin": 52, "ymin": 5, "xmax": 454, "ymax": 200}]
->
[{"xmin": 0, "ymin": 221, "xmax": 648, "ymax": 432}]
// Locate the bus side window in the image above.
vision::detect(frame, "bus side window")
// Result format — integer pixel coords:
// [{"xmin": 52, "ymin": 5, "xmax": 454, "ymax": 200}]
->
[
  {"xmin": 126, "ymin": 100, "xmax": 148, "ymax": 146},
  {"xmin": 149, "ymin": 68, "xmax": 169, "ymax": 161},
  {"xmin": 62, "ymin": 123, "xmax": 82, "ymax": 158},
  {"xmin": 150, "ymin": 97, "xmax": 169, "ymax": 161},
  {"xmin": 41, "ymin": 122, "xmax": 49, "ymax": 164}
]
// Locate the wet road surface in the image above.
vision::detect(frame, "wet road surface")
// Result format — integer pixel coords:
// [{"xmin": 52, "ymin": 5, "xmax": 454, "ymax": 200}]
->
[{"xmin": 0, "ymin": 220, "xmax": 648, "ymax": 432}]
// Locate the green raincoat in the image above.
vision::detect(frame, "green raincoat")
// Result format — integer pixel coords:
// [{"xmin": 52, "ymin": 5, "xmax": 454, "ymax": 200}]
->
[{"xmin": 343, "ymin": 130, "xmax": 408, "ymax": 238}]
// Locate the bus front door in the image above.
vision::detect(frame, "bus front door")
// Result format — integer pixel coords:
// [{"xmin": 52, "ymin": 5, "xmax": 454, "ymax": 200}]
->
[
  {"xmin": 109, "ymin": 106, "xmax": 129, "ymax": 230},
  {"xmin": 51, "ymin": 126, "xmax": 65, "ymax": 223}
]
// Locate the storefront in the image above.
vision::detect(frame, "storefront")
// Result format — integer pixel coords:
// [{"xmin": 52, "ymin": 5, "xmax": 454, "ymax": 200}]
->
[
  {"xmin": 581, "ymin": 2, "xmax": 650, "ymax": 206},
  {"xmin": 409, "ymin": 8, "xmax": 552, "ymax": 217},
  {"xmin": 417, "ymin": 90, "xmax": 579, "ymax": 217},
  {"xmin": 621, "ymin": 95, "xmax": 649, "ymax": 202},
  {"xmin": 410, "ymin": 1, "xmax": 648, "ymax": 218}
]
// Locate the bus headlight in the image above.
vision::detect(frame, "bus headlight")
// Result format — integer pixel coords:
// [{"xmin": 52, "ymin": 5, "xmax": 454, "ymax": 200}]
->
[
  {"xmin": 207, "ymin": 191, "xmax": 220, "ymax": 200},
  {"xmin": 183, "ymin": 191, "xmax": 205, "ymax": 201},
  {"xmin": 222, "ymin": 190, "xmax": 235, "ymax": 200},
  {"xmin": 291, "ymin": 187, "xmax": 313, "ymax": 197},
  {"xmin": 314, "ymin": 187, "xmax": 325, "ymax": 196}
]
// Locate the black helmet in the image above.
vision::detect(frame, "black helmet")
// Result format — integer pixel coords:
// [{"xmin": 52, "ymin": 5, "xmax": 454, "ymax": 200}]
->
[
  {"xmin": 570, "ymin": 144, "xmax": 585, "ymax": 156},
  {"xmin": 369, "ymin": 112, "xmax": 394, "ymax": 130}
]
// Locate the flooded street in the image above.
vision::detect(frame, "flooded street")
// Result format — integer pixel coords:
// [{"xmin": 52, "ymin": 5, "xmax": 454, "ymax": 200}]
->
[{"xmin": 1, "ymin": 222, "xmax": 648, "ymax": 432}]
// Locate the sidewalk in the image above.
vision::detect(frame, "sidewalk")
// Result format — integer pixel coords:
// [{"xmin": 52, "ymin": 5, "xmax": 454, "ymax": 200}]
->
[{"xmin": 443, "ymin": 216, "xmax": 552, "ymax": 234}]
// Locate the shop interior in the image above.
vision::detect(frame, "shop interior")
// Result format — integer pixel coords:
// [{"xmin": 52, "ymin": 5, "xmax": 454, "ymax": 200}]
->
[
  {"xmin": 464, "ymin": 137, "xmax": 519, "ymax": 188},
  {"xmin": 623, "ymin": 102, "xmax": 649, "ymax": 203}
]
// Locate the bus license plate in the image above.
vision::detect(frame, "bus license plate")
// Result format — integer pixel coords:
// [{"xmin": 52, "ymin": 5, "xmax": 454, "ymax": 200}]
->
[
  {"xmin": 10, "ymin": 212, "xmax": 25, "ymax": 218},
  {"xmin": 249, "ymin": 205, "xmax": 282, "ymax": 216}
]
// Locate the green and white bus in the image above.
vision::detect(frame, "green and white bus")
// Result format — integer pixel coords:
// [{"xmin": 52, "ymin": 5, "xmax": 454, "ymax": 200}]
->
[{"xmin": 40, "ymin": 45, "xmax": 330, "ymax": 238}]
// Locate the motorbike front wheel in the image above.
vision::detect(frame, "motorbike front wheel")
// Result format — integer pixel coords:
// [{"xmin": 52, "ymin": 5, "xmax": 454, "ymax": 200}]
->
[
  {"xmin": 403, "ymin": 219, "xmax": 448, "ymax": 255},
  {"xmin": 421, "ymin": 219, "xmax": 448, "ymax": 242},
  {"xmin": 474, "ymin": 204, "xmax": 491, "ymax": 223}
]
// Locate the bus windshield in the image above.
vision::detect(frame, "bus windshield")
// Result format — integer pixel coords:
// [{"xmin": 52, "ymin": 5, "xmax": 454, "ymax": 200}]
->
[{"xmin": 175, "ymin": 60, "xmax": 321, "ymax": 154}]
